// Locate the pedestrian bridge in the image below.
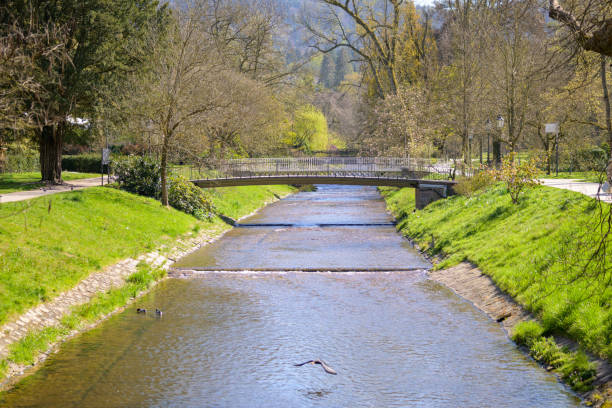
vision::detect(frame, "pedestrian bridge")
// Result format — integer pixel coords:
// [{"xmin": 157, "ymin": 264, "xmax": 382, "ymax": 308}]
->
[{"xmin": 178, "ymin": 157, "xmax": 460, "ymax": 209}]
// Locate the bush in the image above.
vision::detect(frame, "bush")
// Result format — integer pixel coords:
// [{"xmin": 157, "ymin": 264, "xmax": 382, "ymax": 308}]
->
[
  {"xmin": 62, "ymin": 154, "xmax": 102, "ymax": 173},
  {"xmin": 168, "ymin": 175, "xmax": 215, "ymax": 220},
  {"xmin": 564, "ymin": 146, "xmax": 608, "ymax": 172},
  {"xmin": 6, "ymin": 152, "xmax": 39, "ymax": 172},
  {"xmin": 2, "ymin": 143, "xmax": 39, "ymax": 172},
  {"xmin": 495, "ymin": 153, "xmax": 540, "ymax": 204},
  {"xmin": 512, "ymin": 321, "xmax": 545, "ymax": 347},
  {"xmin": 559, "ymin": 351, "xmax": 597, "ymax": 392},
  {"xmin": 529, "ymin": 336, "xmax": 565, "ymax": 368},
  {"xmin": 112, "ymin": 155, "xmax": 161, "ymax": 198},
  {"xmin": 513, "ymin": 321, "xmax": 596, "ymax": 392},
  {"xmin": 454, "ymin": 169, "xmax": 495, "ymax": 197}
]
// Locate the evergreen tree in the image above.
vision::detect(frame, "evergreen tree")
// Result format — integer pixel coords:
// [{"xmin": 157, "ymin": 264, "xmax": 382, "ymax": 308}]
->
[
  {"xmin": 333, "ymin": 49, "xmax": 350, "ymax": 87},
  {"xmin": 1, "ymin": 0, "xmax": 168, "ymax": 183},
  {"xmin": 318, "ymin": 53, "xmax": 335, "ymax": 88}
]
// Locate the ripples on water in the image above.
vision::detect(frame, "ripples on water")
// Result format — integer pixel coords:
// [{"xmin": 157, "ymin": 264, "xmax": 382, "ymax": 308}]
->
[{"xmin": 0, "ymin": 186, "xmax": 581, "ymax": 407}]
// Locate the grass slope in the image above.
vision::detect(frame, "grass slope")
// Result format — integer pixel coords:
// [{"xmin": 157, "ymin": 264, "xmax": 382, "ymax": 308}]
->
[
  {"xmin": 0, "ymin": 184, "xmax": 295, "ymax": 326},
  {"xmin": 0, "ymin": 172, "xmax": 100, "ymax": 194},
  {"xmin": 208, "ymin": 185, "xmax": 295, "ymax": 220},
  {"xmin": 539, "ymin": 171, "xmax": 605, "ymax": 183},
  {"xmin": 381, "ymin": 184, "xmax": 612, "ymax": 362}
]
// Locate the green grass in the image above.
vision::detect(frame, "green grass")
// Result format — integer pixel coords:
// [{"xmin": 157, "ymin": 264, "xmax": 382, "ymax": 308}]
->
[
  {"xmin": 0, "ymin": 184, "xmax": 295, "ymax": 327},
  {"xmin": 380, "ymin": 184, "xmax": 612, "ymax": 363},
  {"xmin": 512, "ymin": 321, "xmax": 596, "ymax": 392},
  {"xmin": 0, "ymin": 172, "xmax": 100, "ymax": 194},
  {"xmin": 539, "ymin": 171, "xmax": 605, "ymax": 183},
  {"xmin": 208, "ymin": 185, "xmax": 296, "ymax": 220},
  {"xmin": 2, "ymin": 262, "xmax": 166, "ymax": 376}
]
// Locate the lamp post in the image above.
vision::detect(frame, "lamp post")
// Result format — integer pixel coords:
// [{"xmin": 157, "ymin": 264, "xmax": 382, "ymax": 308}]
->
[
  {"xmin": 468, "ymin": 131, "xmax": 474, "ymax": 172},
  {"xmin": 479, "ymin": 133, "xmax": 483, "ymax": 165},
  {"xmin": 485, "ymin": 119, "xmax": 491, "ymax": 165},
  {"xmin": 494, "ymin": 115, "xmax": 504, "ymax": 167}
]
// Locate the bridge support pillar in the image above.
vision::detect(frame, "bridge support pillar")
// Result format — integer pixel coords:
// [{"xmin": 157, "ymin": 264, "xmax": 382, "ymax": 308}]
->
[{"xmin": 415, "ymin": 184, "xmax": 453, "ymax": 210}]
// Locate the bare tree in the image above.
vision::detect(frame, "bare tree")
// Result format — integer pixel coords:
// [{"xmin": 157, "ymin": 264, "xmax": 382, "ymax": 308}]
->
[
  {"xmin": 130, "ymin": 8, "xmax": 229, "ymax": 206},
  {"xmin": 303, "ymin": 0, "xmax": 430, "ymax": 97},
  {"xmin": 548, "ymin": 0, "xmax": 612, "ymax": 57}
]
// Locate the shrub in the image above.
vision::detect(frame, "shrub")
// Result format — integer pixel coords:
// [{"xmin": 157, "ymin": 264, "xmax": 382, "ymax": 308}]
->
[
  {"xmin": 564, "ymin": 146, "xmax": 608, "ymax": 172},
  {"xmin": 560, "ymin": 351, "xmax": 597, "ymax": 392},
  {"xmin": 529, "ymin": 336, "xmax": 565, "ymax": 368},
  {"xmin": 513, "ymin": 322, "xmax": 596, "ymax": 392},
  {"xmin": 168, "ymin": 175, "xmax": 215, "ymax": 220},
  {"xmin": 453, "ymin": 169, "xmax": 495, "ymax": 197},
  {"xmin": 512, "ymin": 320, "xmax": 545, "ymax": 347},
  {"xmin": 2, "ymin": 144, "xmax": 39, "ymax": 172},
  {"xmin": 495, "ymin": 153, "xmax": 540, "ymax": 204},
  {"xmin": 5, "ymin": 152, "xmax": 39, "ymax": 172},
  {"xmin": 112, "ymin": 155, "xmax": 161, "ymax": 198},
  {"xmin": 62, "ymin": 154, "xmax": 103, "ymax": 173}
]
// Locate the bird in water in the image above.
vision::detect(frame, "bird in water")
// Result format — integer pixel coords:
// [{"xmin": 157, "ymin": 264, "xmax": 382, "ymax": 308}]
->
[
  {"xmin": 294, "ymin": 359, "xmax": 337, "ymax": 375},
  {"xmin": 136, "ymin": 308, "xmax": 146, "ymax": 314},
  {"xmin": 155, "ymin": 308, "xmax": 162, "ymax": 317}
]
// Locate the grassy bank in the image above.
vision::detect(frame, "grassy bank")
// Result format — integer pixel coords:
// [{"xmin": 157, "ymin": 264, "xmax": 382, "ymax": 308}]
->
[
  {"xmin": 0, "ymin": 184, "xmax": 295, "ymax": 327},
  {"xmin": 0, "ymin": 261, "xmax": 168, "ymax": 381},
  {"xmin": 538, "ymin": 171, "xmax": 605, "ymax": 183},
  {"xmin": 381, "ymin": 184, "xmax": 611, "ymax": 365},
  {"xmin": 0, "ymin": 172, "xmax": 100, "ymax": 194}
]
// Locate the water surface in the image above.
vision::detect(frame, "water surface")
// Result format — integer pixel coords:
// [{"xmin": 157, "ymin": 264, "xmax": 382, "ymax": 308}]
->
[{"xmin": 0, "ymin": 185, "xmax": 581, "ymax": 407}]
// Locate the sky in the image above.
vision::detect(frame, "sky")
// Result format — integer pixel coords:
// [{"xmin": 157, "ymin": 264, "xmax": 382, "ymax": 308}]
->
[{"xmin": 414, "ymin": 0, "xmax": 435, "ymax": 5}]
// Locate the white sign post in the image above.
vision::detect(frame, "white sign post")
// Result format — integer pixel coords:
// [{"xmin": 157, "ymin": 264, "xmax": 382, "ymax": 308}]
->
[
  {"xmin": 102, "ymin": 148, "xmax": 111, "ymax": 165},
  {"xmin": 545, "ymin": 123, "xmax": 559, "ymax": 176},
  {"xmin": 101, "ymin": 148, "xmax": 110, "ymax": 185}
]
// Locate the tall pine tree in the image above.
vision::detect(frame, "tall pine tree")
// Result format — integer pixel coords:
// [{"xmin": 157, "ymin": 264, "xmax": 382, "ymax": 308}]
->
[
  {"xmin": 333, "ymin": 49, "xmax": 350, "ymax": 87},
  {"xmin": 318, "ymin": 53, "xmax": 336, "ymax": 89}
]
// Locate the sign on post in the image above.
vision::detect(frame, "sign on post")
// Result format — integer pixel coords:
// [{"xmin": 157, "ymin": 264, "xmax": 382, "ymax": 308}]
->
[
  {"xmin": 101, "ymin": 148, "xmax": 111, "ymax": 186},
  {"xmin": 544, "ymin": 123, "xmax": 559, "ymax": 134},
  {"xmin": 102, "ymin": 148, "xmax": 111, "ymax": 165},
  {"xmin": 545, "ymin": 123, "xmax": 560, "ymax": 176}
]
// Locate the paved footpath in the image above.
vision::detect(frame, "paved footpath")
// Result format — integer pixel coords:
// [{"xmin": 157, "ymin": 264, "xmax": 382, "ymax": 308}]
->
[
  {"xmin": 0, "ymin": 177, "xmax": 109, "ymax": 204},
  {"xmin": 539, "ymin": 179, "xmax": 612, "ymax": 203}
]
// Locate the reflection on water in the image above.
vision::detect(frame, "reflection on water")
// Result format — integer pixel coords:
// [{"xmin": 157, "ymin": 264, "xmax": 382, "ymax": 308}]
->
[{"xmin": 0, "ymin": 186, "xmax": 581, "ymax": 407}]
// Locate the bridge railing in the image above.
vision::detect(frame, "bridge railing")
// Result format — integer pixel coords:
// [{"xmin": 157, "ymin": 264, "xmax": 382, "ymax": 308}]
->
[{"xmin": 171, "ymin": 157, "xmax": 476, "ymax": 181}]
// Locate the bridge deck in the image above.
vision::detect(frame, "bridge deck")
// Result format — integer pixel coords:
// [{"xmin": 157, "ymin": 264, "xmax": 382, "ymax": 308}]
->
[{"xmin": 191, "ymin": 175, "xmax": 456, "ymax": 189}]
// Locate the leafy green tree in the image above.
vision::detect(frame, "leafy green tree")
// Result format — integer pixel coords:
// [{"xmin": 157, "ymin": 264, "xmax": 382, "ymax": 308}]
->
[
  {"xmin": 1, "ymin": 0, "xmax": 168, "ymax": 183},
  {"xmin": 291, "ymin": 105, "xmax": 329, "ymax": 152}
]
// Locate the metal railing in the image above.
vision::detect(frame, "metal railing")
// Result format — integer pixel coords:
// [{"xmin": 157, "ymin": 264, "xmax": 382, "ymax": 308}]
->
[{"xmin": 171, "ymin": 157, "xmax": 474, "ymax": 181}]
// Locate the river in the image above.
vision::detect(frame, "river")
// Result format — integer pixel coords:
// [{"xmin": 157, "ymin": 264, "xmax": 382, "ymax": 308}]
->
[{"xmin": 0, "ymin": 185, "xmax": 581, "ymax": 407}]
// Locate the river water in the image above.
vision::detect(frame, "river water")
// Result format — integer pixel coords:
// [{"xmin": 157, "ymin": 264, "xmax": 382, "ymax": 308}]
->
[{"xmin": 1, "ymin": 185, "xmax": 580, "ymax": 407}]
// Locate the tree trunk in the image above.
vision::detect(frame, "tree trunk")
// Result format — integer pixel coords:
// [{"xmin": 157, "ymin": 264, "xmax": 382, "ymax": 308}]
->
[
  {"xmin": 601, "ymin": 56, "xmax": 612, "ymax": 186},
  {"xmin": 160, "ymin": 133, "xmax": 170, "ymax": 207},
  {"xmin": 493, "ymin": 135, "xmax": 502, "ymax": 168},
  {"xmin": 39, "ymin": 123, "xmax": 64, "ymax": 184},
  {"xmin": 546, "ymin": 142, "xmax": 552, "ymax": 175}
]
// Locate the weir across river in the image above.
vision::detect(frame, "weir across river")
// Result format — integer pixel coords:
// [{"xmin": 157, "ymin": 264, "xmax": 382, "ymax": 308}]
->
[{"xmin": 177, "ymin": 157, "xmax": 462, "ymax": 209}]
